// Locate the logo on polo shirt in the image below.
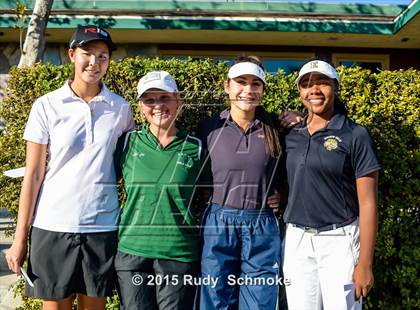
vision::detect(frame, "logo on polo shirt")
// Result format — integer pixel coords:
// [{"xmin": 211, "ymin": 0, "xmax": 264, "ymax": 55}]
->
[
  {"xmin": 176, "ymin": 153, "xmax": 193, "ymax": 168},
  {"xmin": 323, "ymin": 135, "xmax": 342, "ymax": 151}
]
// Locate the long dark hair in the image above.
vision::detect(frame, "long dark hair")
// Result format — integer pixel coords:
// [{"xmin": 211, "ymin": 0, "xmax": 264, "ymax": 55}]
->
[
  {"xmin": 228, "ymin": 56, "xmax": 282, "ymax": 158},
  {"xmin": 333, "ymin": 95, "xmax": 348, "ymax": 116}
]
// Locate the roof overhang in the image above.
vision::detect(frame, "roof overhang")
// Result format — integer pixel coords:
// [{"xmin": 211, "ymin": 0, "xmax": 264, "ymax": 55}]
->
[{"xmin": 0, "ymin": 1, "xmax": 418, "ymax": 49}]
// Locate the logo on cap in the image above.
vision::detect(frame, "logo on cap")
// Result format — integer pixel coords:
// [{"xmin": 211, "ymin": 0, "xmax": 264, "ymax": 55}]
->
[
  {"xmin": 84, "ymin": 27, "xmax": 109, "ymax": 37},
  {"xmin": 310, "ymin": 61, "xmax": 319, "ymax": 69},
  {"xmin": 84, "ymin": 27, "xmax": 98, "ymax": 34},
  {"xmin": 143, "ymin": 72, "xmax": 162, "ymax": 84}
]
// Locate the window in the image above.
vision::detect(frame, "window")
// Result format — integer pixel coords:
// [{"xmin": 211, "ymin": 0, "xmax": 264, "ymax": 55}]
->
[
  {"xmin": 160, "ymin": 50, "xmax": 314, "ymax": 75},
  {"xmin": 332, "ymin": 53, "xmax": 390, "ymax": 71},
  {"xmin": 263, "ymin": 59, "xmax": 308, "ymax": 75}
]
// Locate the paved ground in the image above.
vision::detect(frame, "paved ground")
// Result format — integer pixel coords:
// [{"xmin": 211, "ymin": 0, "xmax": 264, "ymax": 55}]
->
[{"xmin": 0, "ymin": 208, "xmax": 22, "ymax": 309}]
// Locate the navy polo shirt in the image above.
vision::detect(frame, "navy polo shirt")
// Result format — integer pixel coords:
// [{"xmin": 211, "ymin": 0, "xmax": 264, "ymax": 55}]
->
[
  {"xmin": 283, "ymin": 112, "xmax": 381, "ymax": 228},
  {"xmin": 198, "ymin": 109, "xmax": 281, "ymax": 209}
]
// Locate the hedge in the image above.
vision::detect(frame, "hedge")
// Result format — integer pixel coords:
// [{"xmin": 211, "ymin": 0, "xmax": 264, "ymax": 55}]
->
[{"xmin": 0, "ymin": 58, "xmax": 419, "ymax": 309}]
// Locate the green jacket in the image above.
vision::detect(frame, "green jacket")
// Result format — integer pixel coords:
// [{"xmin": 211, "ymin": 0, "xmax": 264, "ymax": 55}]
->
[{"xmin": 116, "ymin": 126, "xmax": 207, "ymax": 262}]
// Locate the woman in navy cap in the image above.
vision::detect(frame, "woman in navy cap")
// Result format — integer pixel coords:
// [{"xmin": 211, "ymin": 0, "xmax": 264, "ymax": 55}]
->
[
  {"xmin": 199, "ymin": 56, "xmax": 284, "ymax": 310},
  {"xmin": 282, "ymin": 59, "xmax": 380, "ymax": 310},
  {"xmin": 6, "ymin": 26, "xmax": 134, "ymax": 309}
]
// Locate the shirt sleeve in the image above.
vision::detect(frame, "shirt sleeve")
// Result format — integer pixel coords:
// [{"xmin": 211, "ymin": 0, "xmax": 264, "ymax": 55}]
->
[
  {"xmin": 23, "ymin": 98, "xmax": 49, "ymax": 144},
  {"xmin": 114, "ymin": 132, "xmax": 130, "ymax": 179},
  {"xmin": 351, "ymin": 125, "xmax": 381, "ymax": 178},
  {"xmin": 273, "ymin": 134, "xmax": 288, "ymax": 197},
  {"xmin": 194, "ymin": 147, "xmax": 213, "ymax": 210},
  {"xmin": 195, "ymin": 127, "xmax": 214, "ymax": 209},
  {"xmin": 197, "ymin": 120, "xmax": 209, "ymax": 149},
  {"xmin": 197, "ymin": 148, "xmax": 213, "ymax": 186},
  {"xmin": 196, "ymin": 120, "xmax": 214, "ymax": 186},
  {"xmin": 123, "ymin": 103, "xmax": 135, "ymax": 132}
]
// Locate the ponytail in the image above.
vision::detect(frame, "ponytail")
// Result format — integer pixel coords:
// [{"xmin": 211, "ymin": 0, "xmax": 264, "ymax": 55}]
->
[
  {"xmin": 255, "ymin": 106, "xmax": 282, "ymax": 158},
  {"xmin": 333, "ymin": 97, "xmax": 348, "ymax": 116}
]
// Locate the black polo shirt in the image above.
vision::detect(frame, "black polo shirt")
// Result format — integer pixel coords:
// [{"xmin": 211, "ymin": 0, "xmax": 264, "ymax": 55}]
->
[
  {"xmin": 283, "ymin": 112, "xmax": 381, "ymax": 228},
  {"xmin": 198, "ymin": 109, "xmax": 281, "ymax": 209}
]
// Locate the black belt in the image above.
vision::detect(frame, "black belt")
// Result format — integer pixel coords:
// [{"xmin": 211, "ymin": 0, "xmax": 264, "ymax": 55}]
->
[{"xmin": 292, "ymin": 217, "xmax": 357, "ymax": 233}]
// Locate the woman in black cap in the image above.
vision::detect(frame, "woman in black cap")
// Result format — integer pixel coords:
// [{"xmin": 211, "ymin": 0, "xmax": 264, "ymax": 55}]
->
[{"xmin": 6, "ymin": 26, "xmax": 134, "ymax": 309}]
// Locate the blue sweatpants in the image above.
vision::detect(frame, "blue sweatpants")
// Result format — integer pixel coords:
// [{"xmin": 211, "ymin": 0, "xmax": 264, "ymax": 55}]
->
[{"xmin": 200, "ymin": 204, "xmax": 282, "ymax": 310}]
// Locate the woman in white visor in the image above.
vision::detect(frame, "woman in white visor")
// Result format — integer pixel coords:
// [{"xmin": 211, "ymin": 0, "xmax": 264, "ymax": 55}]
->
[{"xmin": 199, "ymin": 56, "xmax": 285, "ymax": 310}]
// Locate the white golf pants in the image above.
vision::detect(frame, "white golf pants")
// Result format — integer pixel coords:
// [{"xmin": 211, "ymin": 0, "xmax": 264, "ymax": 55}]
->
[{"xmin": 282, "ymin": 220, "xmax": 362, "ymax": 310}]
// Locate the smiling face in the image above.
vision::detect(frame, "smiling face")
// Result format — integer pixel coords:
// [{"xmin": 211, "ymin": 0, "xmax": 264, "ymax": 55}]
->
[
  {"xmin": 224, "ymin": 74, "xmax": 264, "ymax": 114},
  {"xmin": 139, "ymin": 89, "xmax": 181, "ymax": 131},
  {"xmin": 68, "ymin": 40, "xmax": 110, "ymax": 85},
  {"xmin": 298, "ymin": 72, "xmax": 337, "ymax": 119}
]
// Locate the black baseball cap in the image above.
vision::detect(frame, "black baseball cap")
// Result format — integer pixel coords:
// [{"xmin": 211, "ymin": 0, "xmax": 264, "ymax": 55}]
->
[{"xmin": 69, "ymin": 25, "xmax": 117, "ymax": 52}]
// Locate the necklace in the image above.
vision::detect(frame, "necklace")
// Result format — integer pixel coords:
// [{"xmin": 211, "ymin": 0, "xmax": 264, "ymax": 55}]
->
[
  {"xmin": 68, "ymin": 81, "xmax": 100, "ymax": 117},
  {"xmin": 307, "ymin": 120, "xmax": 330, "ymax": 135}
]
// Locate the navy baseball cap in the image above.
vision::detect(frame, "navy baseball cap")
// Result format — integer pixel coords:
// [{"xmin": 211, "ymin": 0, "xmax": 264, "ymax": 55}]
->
[{"xmin": 69, "ymin": 25, "xmax": 116, "ymax": 52}]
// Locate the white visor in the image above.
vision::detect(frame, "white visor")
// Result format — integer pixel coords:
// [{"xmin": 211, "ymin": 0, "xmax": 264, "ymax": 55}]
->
[
  {"xmin": 296, "ymin": 60, "xmax": 339, "ymax": 87},
  {"xmin": 137, "ymin": 71, "xmax": 178, "ymax": 99},
  {"xmin": 228, "ymin": 62, "xmax": 266, "ymax": 84}
]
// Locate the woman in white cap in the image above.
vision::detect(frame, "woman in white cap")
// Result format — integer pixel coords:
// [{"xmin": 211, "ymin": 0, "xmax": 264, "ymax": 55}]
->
[
  {"xmin": 199, "ymin": 56, "xmax": 284, "ymax": 310},
  {"xmin": 282, "ymin": 59, "xmax": 380, "ymax": 309},
  {"xmin": 6, "ymin": 26, "xmax": 134, "ymax": 309},
  {"xmin": 114, "ymin": 71, "xmax": 207, "ymax": 310}
]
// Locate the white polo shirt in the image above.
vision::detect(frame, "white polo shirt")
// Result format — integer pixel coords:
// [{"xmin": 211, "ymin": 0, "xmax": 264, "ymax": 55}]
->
[{"xmin": 23, "ymin": 81, "xmax": 135, "ymax": 233}]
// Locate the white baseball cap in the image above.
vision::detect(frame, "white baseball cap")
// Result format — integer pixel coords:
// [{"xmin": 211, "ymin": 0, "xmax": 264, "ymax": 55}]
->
[
  {"xmin": 228, "ymin": 62, "xmax": 266, "ymax": 84},
  {"xmin": 137, "ymin": 71, "xmax": 178, "ymax": 99},
  {"xmin": 296, "ymin": 60, "xmax": 339, "ymax": 87}
]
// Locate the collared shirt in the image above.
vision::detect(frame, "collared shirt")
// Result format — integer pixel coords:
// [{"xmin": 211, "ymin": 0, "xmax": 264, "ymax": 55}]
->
[
  {"xmin": 199, "ymin": 109, "xmax": 280, "ymax": 209},
  {"xmin": 23, "ymin": 81, "xmax": 134, "ymax": 233},
  {"xmin": 116, "ymin": 126, "xmax": 204, "ymax": 262},
  {"xmin": 283, "ymin": 112, "xmax": 381, "ymax": 228}
]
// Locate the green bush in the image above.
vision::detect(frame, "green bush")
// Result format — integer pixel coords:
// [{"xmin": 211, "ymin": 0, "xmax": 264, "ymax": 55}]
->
[{"xmin": 0, "ymin": 58, "xmax": 418, "ymax": 309}]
